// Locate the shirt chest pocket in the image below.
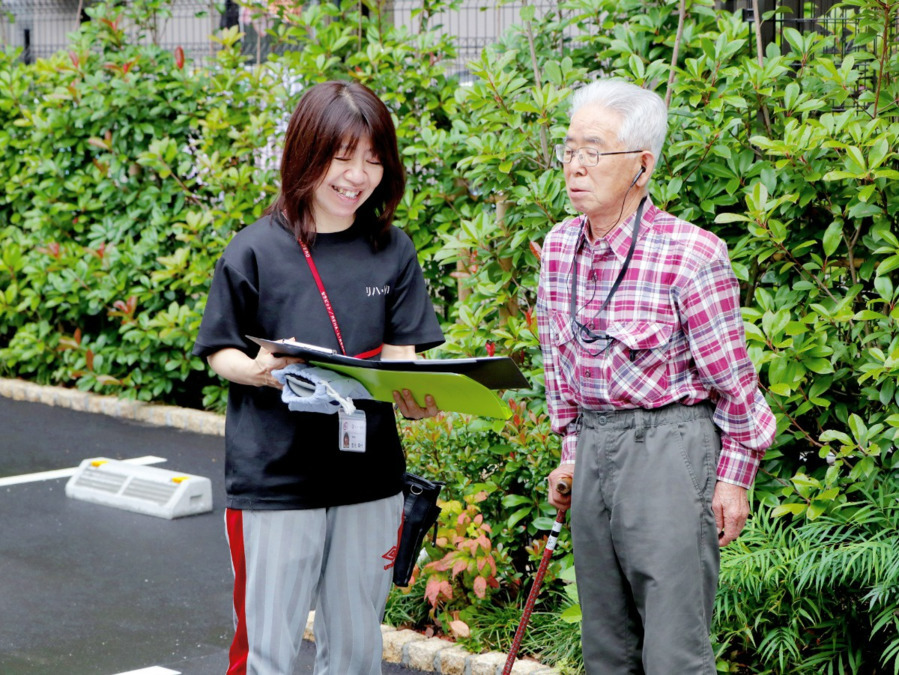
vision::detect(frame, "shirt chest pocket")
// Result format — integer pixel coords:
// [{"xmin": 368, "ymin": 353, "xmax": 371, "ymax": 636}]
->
[
  {"xmin": 604, "ymin": 321, "xmax": 673, "ymax": 404},
  {"xmin": 549, "ymin": 311, "xmax": 578, "ymax": 382}
]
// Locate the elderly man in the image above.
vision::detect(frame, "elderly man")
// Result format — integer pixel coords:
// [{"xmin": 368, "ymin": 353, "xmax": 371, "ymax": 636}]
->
[{"xmin": 536, "ymin": 78, "xmax": 776, "ymax": 673}]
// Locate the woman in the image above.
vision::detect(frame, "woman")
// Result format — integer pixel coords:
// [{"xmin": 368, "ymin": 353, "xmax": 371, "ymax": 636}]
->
[{"xmin": 193, "ymin": 81, "xmax": 444, "ymax": 675}]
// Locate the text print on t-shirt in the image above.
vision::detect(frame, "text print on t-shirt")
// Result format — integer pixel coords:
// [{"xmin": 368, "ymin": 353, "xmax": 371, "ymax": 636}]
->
[{"xmin": 366, "ymin": 285, "xmax": 390, "ymax": 297}]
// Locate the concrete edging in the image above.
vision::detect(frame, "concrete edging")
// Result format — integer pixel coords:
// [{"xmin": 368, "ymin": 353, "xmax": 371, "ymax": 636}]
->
[
  {"xmin": 0, "ymin": 377, "xmax": 226, "ymax": 436},
  {"xmin": 0, "ymin": 377, "xmax": 561, "ymax": 675}
]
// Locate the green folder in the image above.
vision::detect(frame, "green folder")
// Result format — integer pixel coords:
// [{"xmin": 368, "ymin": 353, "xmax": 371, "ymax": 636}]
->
[{"xmin": 310, "ymin": 361, "xmax": 512, "ymax": 420}]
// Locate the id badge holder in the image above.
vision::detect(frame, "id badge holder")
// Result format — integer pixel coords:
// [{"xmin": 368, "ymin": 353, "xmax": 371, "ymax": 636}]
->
[{"xmin": 338, "ymin": 409, "xmax": 367, "ymax": 453}]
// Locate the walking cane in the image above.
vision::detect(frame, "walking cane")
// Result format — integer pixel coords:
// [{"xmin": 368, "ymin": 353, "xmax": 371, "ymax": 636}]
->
[{"xmin": 501, "ymin": 480, "xmax": 570, "ymax": 675}]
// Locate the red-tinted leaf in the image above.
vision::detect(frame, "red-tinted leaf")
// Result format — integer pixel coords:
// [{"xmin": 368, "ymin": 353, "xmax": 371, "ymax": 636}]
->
[
  {"xmin": 473, "ymin": 576, "xmax": 487, "ymax": 599},
  {"xmin": 449, "ymin": 619, "xmax": 470, "ymax": 637}
]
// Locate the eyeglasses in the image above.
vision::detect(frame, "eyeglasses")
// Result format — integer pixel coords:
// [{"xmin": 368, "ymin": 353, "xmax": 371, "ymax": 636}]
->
[{"xmin": 554, "ymin": 145, "xmax": 642, "ymax": 166}]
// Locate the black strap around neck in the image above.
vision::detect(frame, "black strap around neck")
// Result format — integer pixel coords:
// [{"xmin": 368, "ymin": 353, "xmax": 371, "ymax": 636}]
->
[{"xmin": 569, "ymin": 196, "xmax": 647, "ymax": 330}]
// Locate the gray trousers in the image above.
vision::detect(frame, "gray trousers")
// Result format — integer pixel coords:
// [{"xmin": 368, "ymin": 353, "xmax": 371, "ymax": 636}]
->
[
  {"xmin": 225, "ymin": 492, "xmax": 404, "ymax": 675},
  {"xmin": 572, "ymin": 404, "xmax": 720, "ymax": 675}
]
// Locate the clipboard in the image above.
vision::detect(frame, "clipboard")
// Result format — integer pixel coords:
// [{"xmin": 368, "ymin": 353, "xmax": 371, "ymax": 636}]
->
[
  {"xmin": 246, "ymin": 336, "xmax": 530, "ymax": 390},
  {"xmin": 312, "ymin": 362, "xmax": 513, "ymax": 419},
  {"xmin": 245, "ymin": 336, "xmax": 529, "ymax": 419}
]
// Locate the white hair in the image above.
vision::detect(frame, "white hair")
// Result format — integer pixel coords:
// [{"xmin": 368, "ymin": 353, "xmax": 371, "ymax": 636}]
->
[{"xmin": 570, "ymin": 79, "xmax": 668, "ymax": 162}]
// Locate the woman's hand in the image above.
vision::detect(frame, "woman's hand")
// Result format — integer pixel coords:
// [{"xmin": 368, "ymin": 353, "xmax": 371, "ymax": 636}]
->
[
  {"xmin": 253, "ymin": 345, "xmax": 303, "ymax": 389},
  {"xmin": 382, "ymin": 344, "xmax": 439, "ymax": 419},
  {"xmin": 392, "ymin": 389, "xmax": 439, "ymax": 420},
  {"xmin": 207, "ymin": 344, "xmax": 303, "ymax": 389}
]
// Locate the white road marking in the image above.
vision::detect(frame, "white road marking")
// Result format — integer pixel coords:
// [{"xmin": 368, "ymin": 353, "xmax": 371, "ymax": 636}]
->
[
  {"xmin": 0, "ymin": 456, "xmax": 167, "ymax": 487},
  {"xmin": 111, "ymin": 668, "xmax": 180, "ymax": 675}
]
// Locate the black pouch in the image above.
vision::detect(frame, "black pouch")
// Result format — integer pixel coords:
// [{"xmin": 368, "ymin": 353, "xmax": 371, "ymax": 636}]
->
[{"xmin": 393, "ymin": 472, "xmax": 444, "ymax": 587}]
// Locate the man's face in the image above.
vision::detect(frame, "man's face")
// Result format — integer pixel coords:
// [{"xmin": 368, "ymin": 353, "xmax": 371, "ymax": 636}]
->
[{"xmin": 562, "ymin": 103, "xmax": 643, "ymax": 227}]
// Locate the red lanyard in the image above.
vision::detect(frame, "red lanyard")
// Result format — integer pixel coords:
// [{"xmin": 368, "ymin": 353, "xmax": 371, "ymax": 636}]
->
[{"xmin": 299, "ymin": 240, "xmax": 382, "ymax": 360}]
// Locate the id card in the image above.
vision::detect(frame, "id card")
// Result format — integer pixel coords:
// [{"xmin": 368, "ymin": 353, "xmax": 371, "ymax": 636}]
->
[{"xmin": 338, "ymin": 410, "xmax": 366, "ymax": 453}]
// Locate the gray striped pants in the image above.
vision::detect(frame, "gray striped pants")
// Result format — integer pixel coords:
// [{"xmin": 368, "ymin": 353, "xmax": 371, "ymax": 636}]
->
[
  {"xmin": 225, "ymin": 492, "xmax": 404, "ymax": 675},
  {"xmin": 572, "ymin": 403, "xmax": 721, "ymax": 675}
]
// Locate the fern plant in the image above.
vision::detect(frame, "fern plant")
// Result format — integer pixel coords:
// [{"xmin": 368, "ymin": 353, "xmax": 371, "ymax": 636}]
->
[{"xmin": 715, "ymin": 476, "xmax": 899, "ymax": 674}]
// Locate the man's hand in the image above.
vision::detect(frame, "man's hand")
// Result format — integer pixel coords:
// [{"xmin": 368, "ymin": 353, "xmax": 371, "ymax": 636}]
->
[
  {"xmin": 713, "ymin": 481, "xmax": 749, "ymax": 547},
  {"xmin": 547, "ymin": 465, "xmax": 574, "ymax": 511}
]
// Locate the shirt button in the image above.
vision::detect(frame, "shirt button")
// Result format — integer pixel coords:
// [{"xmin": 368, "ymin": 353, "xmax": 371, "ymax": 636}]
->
[
  {"xmin": 585, "ymin": 369, "xmax": 591, "ymax": 377},
  {"xmin": 598, "ymin": 416, "xmax": 607, "ymax": 426}
]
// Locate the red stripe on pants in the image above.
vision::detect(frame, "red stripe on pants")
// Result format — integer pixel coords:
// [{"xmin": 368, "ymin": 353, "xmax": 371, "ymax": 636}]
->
[{"xmin": 226, "ymin": 508, "xmax": 249, "ymax": 675}]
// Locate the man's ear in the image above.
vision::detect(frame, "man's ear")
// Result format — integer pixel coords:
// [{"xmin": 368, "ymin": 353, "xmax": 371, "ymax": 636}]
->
[{"xmin": 636, "ymin": 151, "xmax": 657, "ymax": 185}]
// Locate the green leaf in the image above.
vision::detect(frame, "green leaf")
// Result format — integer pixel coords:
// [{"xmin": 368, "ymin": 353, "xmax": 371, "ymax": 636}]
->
[
  {"xmin": 848, "ymin": 413, "xmax": 866, "ymax": 442},
  {"xmin": 772, "ymin": 503, "xmax": 807, "ymax": 517},
  {"xmin": 543, "ymin": 60, "xmax": 562, "ymax": 86},
  {"xmin": 532, "ymin": 516, "xmax": 556, "ymax": 530},
  {"xmin": 803, "ymin": 357, "xmax": 833, "ymax": 374},
  {"xmin": 822, "ymin": 170, "xmax": 858, "ymax": 180},
  {"xmin": 844, "ymin": 146, "xmax": 866, "ymax": 173},
  {"xmin": 560, "ymin": 604, "xmax": 582, "ymax": 623},
  {"xmin": 768, "ymin": 383, "xmax": 793, "ymax": 396},
  {"xmin": 715, "ymin": 213, "xmax": 749, "ymax": 224},
  {"xmin": 877, "ymin": 255, "xmax": 899, "ymax": 277},
  {"xmin": 819, "ymin": 430, "xmax": 852, "ymax": 445},
  {"xmin": 506, "ymin": 507, "xmax": 532, "ymax": 529},
  {"xmin": 501, "ymin": 494, "xmax": 532, "ymax": 508},
  {"xmin": 821, "ymin": 220, "xmax": 842, "ymax": 257},
  {"xmin": 847, "ymin": 201, "xmax": 883, "ymax": 219},
  {"xmin": 807, "ymin": 500, "xmax": 828, "ymax": 520}
]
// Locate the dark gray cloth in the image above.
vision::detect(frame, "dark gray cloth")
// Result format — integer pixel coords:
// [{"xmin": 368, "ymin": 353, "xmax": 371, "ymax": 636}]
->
[{"xmin": 571, "ymin": 403, "xmax": 720, "ymax": 674}]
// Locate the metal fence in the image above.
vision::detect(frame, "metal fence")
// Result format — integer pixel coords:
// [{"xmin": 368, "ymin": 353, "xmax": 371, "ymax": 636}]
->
[
  {"xmin": 726, "ymin": 0, "xmax": 897, "ymax": 106},
  {"xmin": 0, "ymin": 0, "xmax": 567, "ymax": 66},
  {"xmin": 0, "ymin": 0, "xmax": 223, "ymax": 62},
  {"xmin": 221, "ymin": 0, "xmax": 578, "ymax": 72},
  {"xmin": 1, "ymin": 1, "xmax": 894, "ymax": 79}
]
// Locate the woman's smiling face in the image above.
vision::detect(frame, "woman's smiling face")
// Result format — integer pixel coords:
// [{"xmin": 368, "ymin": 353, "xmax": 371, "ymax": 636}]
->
[{"xmin": 312, "ymin": 136, "xmax": 384, "ymax": 232}]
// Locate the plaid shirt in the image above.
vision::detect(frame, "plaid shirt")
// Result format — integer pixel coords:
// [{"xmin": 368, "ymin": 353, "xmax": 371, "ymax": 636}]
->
[{"xmin": 536, "ymin": 200, "xmax": 775, "ymax": 488}]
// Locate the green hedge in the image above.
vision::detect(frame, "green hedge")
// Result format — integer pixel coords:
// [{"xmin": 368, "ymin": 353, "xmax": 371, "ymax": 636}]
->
[{"xmin": 2, "ymin": 0, "xmax": 898, "ymax": 671}]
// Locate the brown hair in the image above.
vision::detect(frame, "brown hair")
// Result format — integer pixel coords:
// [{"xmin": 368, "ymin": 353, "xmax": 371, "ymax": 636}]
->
[{"xmin": 267, "ymin": 81, "xmax": 405, "ymax": 248}]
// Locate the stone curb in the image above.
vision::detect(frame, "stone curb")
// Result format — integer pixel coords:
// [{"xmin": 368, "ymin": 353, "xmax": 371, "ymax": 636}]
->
[
  {"xmin": 0, "ymin": 377, "xmax": 561, "ymax": 675},
  {"xmin": 0, "ymin": 377, "xmax": 226, "ymax": 436}
]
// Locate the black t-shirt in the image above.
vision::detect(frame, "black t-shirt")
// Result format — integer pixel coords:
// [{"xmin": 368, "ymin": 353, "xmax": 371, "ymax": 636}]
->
[{"xmin": 193, "ymin": 214, "xmax": 444, "ymax": 510}]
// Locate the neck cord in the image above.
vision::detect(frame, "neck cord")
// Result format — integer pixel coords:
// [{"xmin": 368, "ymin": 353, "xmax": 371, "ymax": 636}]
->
[{"xmin": 568, "ymin": 196, "xmax": 647, "ymax": 344}]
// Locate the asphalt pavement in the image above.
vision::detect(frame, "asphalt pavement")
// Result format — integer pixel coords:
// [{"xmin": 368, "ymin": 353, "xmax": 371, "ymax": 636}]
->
[{"xmin": 0, "ymin": 394, "xmax": 418, "ymax": 675}]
